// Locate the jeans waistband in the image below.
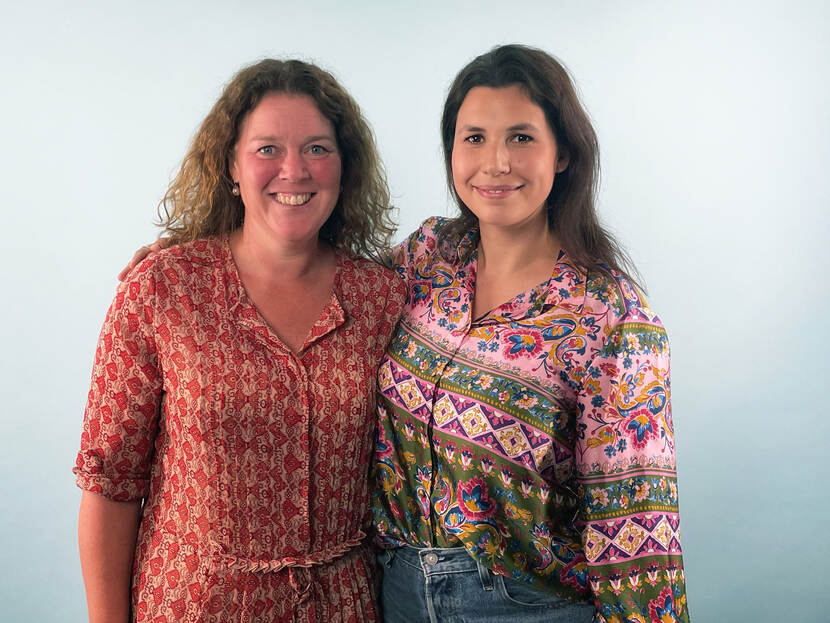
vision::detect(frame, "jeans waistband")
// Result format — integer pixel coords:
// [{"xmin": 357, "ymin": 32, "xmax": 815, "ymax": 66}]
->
[{"xmin": 386, "ymin": 545, "xmax": 491, "ymax": 580}]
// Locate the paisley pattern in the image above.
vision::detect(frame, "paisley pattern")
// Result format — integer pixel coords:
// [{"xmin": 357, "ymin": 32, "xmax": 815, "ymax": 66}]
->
[
  {"xmin": 75, "ymin": 237, "xmax": 405, "ymax": 622},
  {"xmin": 370, "ymin": 217, "xmax": 689, "ymax": 622}
]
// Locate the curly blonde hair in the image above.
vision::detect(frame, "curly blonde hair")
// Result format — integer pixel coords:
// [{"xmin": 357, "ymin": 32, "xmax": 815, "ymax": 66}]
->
[{"xmin": 158, "ymin": 59, "xmax": 395, "ymax": 257}]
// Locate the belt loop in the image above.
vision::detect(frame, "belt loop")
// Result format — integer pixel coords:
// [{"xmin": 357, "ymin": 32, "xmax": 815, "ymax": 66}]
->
[{"xmin": 476, "ymin": 559, "xmax": 493, "ymax": 591}]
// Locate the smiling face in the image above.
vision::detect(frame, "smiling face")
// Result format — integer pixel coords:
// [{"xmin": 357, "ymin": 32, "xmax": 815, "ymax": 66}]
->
[
  {"xmin": 230, "ymin": 92, "xmax": 342, "ymax": 247},
  {"xmin": 451, "ymin": 85, "xmax": 568, "ymax": 234}
]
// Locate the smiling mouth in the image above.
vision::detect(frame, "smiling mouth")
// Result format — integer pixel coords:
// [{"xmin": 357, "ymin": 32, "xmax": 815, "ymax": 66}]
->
[
  {"xmin": 473, "ymin": 185, "xmax": 522, "ymax": 198},
  {"xmin": 273, "ymin": 192, "xmax": 314, "ymax": 206}
]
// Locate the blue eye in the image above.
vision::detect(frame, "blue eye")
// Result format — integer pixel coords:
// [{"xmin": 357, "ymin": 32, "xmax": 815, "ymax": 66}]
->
[
  {"xmin": 308, "ymin": 145, "xmax": 328, "ymax": 155},
  {"xmin": 258, "ymin": 145, "xmax": 276, "ymax": 155}
]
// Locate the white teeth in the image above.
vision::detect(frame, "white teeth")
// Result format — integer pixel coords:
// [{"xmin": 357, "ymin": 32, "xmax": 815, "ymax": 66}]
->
[
  {"xmin": 275, "ymin": 193, "xmax": 312, "ymax": 205},
  {"xmin": 478, "ymin": 187, "xmax": 513, "ymax": 195}
]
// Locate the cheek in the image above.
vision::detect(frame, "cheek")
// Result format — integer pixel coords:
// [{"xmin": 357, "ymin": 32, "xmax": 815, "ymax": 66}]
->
[
  {"xmin": 240, "ymin": 158, "xmax": 279, "ymax": 186},
  {"xmin": 310, "ymin": 157, "xmax": 342, "ymax": 189},
  {"xmin": 451, "ymin": 151, "xmax": 470, "ymax": 195},
  {"xmin": 525, "ymin": 158, "xmax": 555, "ymax": 195}
]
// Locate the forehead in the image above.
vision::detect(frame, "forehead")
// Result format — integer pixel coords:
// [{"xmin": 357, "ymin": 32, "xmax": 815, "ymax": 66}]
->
[
  {"xmin": 456, "ymin": 85, "xmax": 548, "ymax": 128},
  {"xmin": 239, "ymin": 92, "xmax": 335, "ymax": 138}
]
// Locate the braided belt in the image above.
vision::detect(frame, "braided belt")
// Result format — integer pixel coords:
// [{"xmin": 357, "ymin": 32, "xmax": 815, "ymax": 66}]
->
[
  {"xmin": 207, "ymin": 532, "xmax": 367, "ymax": 603},
  {"xmin": 210, "ymin": 533, "xmax": 366, "ymax": 573}
]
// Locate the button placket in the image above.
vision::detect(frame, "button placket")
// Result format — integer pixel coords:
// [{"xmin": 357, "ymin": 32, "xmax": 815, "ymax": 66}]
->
[
  {"xmin": 425, "ymin": 267, "xmax": 475, "ymax": 547},
  {"xmin": 293, "ymin": 352, "xmax": 311, "ymax": 527}
]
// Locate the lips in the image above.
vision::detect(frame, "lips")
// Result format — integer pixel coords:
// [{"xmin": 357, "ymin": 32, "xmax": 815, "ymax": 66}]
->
[
  {"xmin": 273, "ymin": 192, "xmax": 314, "ymax": 206},
  {"xmin": 473, "ymin": 185, "xmax": 522, "ymax": 198}
]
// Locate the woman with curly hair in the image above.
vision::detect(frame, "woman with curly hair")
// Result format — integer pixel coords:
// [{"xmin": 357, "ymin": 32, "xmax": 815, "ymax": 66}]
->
[{"xmin": 75, "ymin": 59, "xmax": 404, "ymax": 622}]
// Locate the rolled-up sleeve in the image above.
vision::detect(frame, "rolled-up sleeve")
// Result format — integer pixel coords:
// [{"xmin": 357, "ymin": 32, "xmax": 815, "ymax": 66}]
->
[{"xmin": 74, "ymin": 263, "xmax": 162, "ymax": 502}]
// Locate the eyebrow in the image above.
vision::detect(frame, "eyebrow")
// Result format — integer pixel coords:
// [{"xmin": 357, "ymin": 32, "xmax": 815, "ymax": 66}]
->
[
  {"xmin": 248, "ymin": 134, "xmax": 336, "ymax": 143},
  {"xmin": 507, "ymin": 123, "xmax": 539, "ymax": 132},
  {"xmin": 457, "ymin": 123, "xmax": 540, "ymax": 133}
]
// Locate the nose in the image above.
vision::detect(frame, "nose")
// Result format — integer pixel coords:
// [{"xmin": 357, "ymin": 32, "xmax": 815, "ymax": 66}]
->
[
  {"xmin": 482, "ymin": 142, "xmax": 510, "ymax": 176},
  {"xmin": 279, "ymin": 149, "xmax": 311, "ymax": 181}
]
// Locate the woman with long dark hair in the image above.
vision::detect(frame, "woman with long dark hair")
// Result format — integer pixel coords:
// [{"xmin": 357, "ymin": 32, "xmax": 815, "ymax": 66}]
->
[{"xmin": 370, "ymin": 44, "xmax": 689, "ymax": 623}]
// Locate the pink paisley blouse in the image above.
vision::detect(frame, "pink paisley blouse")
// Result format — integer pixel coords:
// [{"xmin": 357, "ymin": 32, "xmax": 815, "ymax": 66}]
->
[
  {"xmin": 371, "ymin": 217, "xmax": 689, "ymax": 623},
  {"xmin": 75, "ymin": 237, "xmax": 405, "ymax": 622}
]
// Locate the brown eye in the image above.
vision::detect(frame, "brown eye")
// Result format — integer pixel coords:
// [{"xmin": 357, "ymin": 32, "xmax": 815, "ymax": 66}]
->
[{"xmin": 511, "ymin": 134, "xmax": 533, "ymax": 143}]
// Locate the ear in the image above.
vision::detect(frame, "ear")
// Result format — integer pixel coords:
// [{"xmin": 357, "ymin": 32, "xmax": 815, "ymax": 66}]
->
[
  {"xmin": 229, "ymin": 158, "xmax": 239, "ymax": 183},
  {"xmin": 555, "ymin": 152, "xmax": 569, "ymax": 174}
]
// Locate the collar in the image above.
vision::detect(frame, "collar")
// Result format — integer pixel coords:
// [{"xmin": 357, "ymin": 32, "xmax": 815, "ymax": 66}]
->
[{"xmin": 472, "ymin": 249, "xmax": 587, "ymax": 326}]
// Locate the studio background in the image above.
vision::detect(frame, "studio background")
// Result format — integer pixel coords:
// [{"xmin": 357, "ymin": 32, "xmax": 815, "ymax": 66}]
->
[{"xmin": 1, "ymin": 2, "xmax": 827, "ymax": 621}]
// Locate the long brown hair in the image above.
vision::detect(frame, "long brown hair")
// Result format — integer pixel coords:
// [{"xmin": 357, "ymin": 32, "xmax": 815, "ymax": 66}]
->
[
  {"xmin": 441, "ymin": 44, "xmax": 639, "ymax": 283},
  {"xmin": 158, "ymin": 59, "xmax": 395, "ymax": 257}
]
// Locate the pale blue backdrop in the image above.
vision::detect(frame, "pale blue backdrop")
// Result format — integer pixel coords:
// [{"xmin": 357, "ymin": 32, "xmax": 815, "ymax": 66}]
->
[{"xmin": 1, "ymin": 1, "xmax": 827, "ymax": 621}]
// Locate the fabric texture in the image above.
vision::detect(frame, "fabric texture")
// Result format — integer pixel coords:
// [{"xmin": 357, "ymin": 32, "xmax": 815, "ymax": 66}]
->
[
  {"xmin": 370, "ymin": 217, "xmax": 689, "ymax": 623},
  {"xmin": 378, "ymin": 545, "xmax": 595, "ymax": 623},
  {"xmin": 75, "ymin": 237, "xmax": 405, "ymax": 622}
]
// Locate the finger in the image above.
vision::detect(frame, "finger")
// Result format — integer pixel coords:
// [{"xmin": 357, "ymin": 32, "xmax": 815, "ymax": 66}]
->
[
  {"xmin": 117, "ymin": 245, "xmax": 150, "ymax": 282},
  {"xmin": 117, "ymin": 238, "xmax": 169, "ymax": 281}
]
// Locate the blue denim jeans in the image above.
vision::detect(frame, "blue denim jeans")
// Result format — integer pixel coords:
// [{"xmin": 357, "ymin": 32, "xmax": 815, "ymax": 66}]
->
[{"xmin": 377, "ymin": 546, "xmax": 596, "ymax": 623}]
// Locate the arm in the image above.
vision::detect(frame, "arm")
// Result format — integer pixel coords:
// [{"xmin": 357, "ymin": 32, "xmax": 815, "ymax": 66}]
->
[
  {"xmin": 78, "ymin": 492, "xmax": 142, "ymax": 623},
  {"xmin": 575, "ymin": 307, "xmax": 689, "ymax": 623},
  {"xmin": 75, "ymin": 263, "xmax": 164, "ymax": 619}
]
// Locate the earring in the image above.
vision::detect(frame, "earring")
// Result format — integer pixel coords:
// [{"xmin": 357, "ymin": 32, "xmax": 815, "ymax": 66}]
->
[{"xmin": 231, "ymin": 182, "xmax": 240, "ymax": 196}]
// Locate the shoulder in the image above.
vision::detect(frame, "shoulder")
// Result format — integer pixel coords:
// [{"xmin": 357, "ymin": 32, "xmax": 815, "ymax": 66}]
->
[
  {"xmin": 341, "ymin": 254, "xmax": 397, "ymax": 282},
  {"xmin": 119, "ymin": 237, "xmax": 226, "ymax": 308},
  {"xmin": 583, "ymin": 266, "xmax": 668, "ymax": 358},
  {"xmin": 393, "ymin": 216, "xmax": 466, "ymax": 269},
  {"xmin": 405, "ymin": 216, "xmax": 458, "ymax": 251},
  {"xmin": 339, "ymin": 255, "xmax": 406, "ymax": 299},
  {"xmin": 132, "ymin": 237, "xmax": 226, "ymax": 281},
  {"xmin": 417, "ymin": 215, "xmax": 455, "ymax": 238},
  {"xmin": 337, "ymin": 255, "xmax": 406, "ymax": 332},
  {"xmin": 150, "ymin": 237, "xmax": 226, "ymax": 270},
  {"xmin": 584, "ymin": 265, "xmax": 662, "ymax": 326}
]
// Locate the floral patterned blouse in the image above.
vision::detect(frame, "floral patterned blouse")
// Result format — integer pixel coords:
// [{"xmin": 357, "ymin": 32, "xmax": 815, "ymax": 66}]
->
[
  {"xmin": 75, "ymin": 237, "xmax": 405, "ymax": 623},
  {"xmin": 370, "ymin": 218, "xmax": 689, "ymax": 623}
]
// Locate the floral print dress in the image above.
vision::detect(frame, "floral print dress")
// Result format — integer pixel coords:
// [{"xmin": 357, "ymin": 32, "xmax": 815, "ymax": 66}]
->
[{"xmin": 75, "ymin": 237, "xmax": 405, "ymax": 622}]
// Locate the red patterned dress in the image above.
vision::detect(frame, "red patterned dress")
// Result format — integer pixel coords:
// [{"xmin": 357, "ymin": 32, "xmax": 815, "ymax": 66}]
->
[{"xmin": 74, "ymin": 237, "xmax": 405, "ymax": 622}]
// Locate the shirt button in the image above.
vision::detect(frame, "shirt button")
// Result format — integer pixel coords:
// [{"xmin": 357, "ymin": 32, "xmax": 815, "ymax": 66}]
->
[{"xmin": 424, "ymin": 553, "xmax": 439, "ymax": 565}]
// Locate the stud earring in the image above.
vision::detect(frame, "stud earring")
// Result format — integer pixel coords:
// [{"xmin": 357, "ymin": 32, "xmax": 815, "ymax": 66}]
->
[{"xmin": 231, "ymin": 182, "xmax": 240, "ymax": 196}]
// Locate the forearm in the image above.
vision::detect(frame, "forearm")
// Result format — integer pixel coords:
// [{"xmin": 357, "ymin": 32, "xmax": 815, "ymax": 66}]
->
[{"xmin": 78, "ymin": 491, "xmax": 142, "ymax": 623}]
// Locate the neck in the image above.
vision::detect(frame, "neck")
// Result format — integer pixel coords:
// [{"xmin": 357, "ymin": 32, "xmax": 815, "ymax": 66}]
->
[
  {"xmin": 230, "ymin": 223, "xmax": 331, "ymax": 282},
  {"xmin": 477, "ymin": 219, "xmax": 560, "ymax": 277}
]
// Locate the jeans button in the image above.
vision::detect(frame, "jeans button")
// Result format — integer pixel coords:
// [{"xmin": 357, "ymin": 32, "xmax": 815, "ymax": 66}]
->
[{"xmin": 424, "ymin": 553, "xmax": 439, "ymax": 565}]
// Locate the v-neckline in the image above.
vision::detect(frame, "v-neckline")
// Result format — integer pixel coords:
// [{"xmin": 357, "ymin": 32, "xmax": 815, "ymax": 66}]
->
[{"xmin": 222, "ymin": 236, "xmax": 347, "ymax": 355}]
